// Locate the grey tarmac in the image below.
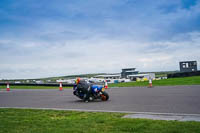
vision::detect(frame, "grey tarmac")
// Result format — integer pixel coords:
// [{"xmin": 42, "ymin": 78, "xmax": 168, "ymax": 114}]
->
[{"xmin": 0, "ymin": 85, "xmax": 200, "ymax": 121}]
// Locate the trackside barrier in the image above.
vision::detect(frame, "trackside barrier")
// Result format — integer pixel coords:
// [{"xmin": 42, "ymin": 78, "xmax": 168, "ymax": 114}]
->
[
  {"xmin": 167, "ymin": 71, "xmax": 200, "ymax": 78},
  {"xmin": 0, "ymin": 83, "xmax": 74, "ymax": 87}
]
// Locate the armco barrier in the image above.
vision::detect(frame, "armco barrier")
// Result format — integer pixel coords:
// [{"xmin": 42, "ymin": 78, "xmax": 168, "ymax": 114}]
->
[
  {"xmin": 167, "ymin": 71, "xmax": 200, "ymax": 78},
  {"xmin": 0, "ymin": 83, "xmax": 75, "ymax": 87}
]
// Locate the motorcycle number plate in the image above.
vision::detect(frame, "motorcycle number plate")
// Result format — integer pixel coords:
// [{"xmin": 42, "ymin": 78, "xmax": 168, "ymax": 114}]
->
[{"xmin": 102, "ymin": 88, "xmax": 105, "ymax": 91}]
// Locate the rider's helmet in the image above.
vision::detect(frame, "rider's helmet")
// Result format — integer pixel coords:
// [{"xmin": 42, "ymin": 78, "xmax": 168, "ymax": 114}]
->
[{"xmin": 76, "ymin": 77, "xmax": 81, "ymax": 84}]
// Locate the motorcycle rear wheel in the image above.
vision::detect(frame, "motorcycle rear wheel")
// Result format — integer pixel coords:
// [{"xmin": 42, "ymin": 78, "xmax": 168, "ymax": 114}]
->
[{"xmin": 101, "ymin": 91, "xmax": 109, "ymax": 101}]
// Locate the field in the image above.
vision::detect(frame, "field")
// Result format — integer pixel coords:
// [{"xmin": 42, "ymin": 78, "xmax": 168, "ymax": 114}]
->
[
  {"xmin": 0, "ymin": 108, "xmax": 200, "ymax": 133},
  {"xmin": 109, "ymin": 76, "xmax": 200, "ymax": 87}
]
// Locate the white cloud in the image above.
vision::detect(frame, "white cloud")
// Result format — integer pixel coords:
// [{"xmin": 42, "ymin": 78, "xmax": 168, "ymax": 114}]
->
[
  {"xmin": 1, "ymin": 30, "xmax": 200, "ymax": 79},
  {"xmin": 1, "ymin": 0, "xmax": 200, "ymax": 79}
]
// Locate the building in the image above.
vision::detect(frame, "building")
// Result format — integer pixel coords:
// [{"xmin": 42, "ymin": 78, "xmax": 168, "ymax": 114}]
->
[
  {"xmin": 179, "ymin": 61, "xmax": 197, "ymax": 72},
  {"xmin": 94, "ymin": 74, "xmax": 121, "ymax": 79},
  {"xmin": 15, "ymin": 81, "xmax": 21, "ymax": 84},
  {"xmin": 121, "ymin": 68, "xmax": 139, "ymax": 78},
  {"xmin": 56, "ymin": 79, "xmax": 76, "ymax": 84},
  {"xmin": 93, "ymin": 74, "xmax": 130, "ymax": 83},
  {"xmin": 93, "ymin": 68, "xmax": 155, "ymax": 83},
  {"xmin": 128, "ymin": 73, "xmax": 155, "ymax": 81},
  {"xmin": 35, "ymin": 80, "xmax": 44, "ymax": 84}
]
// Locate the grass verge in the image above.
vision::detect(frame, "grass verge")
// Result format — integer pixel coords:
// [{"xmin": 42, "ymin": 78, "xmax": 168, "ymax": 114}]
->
[
  {"xmin": 109, "ymin": 76, "xmax": 200, "ymax": 87},
  {"xmin": 0, "ymin": 108, "xmax": 200, "ymax": 133},
  {"xmin": 0, "ymin": 85, "xmax": 72, "ymax": 89}
]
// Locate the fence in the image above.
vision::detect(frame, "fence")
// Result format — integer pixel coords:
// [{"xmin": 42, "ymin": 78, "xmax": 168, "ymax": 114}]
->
[{"xmin": 167, "ymin": 71, "xmax": 200, "ymax": 78}]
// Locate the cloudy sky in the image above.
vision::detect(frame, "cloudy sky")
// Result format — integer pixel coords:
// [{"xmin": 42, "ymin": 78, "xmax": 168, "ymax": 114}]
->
[{"xmin": 0, "ymin": 0, "xmax": 200, "ymax": 79}]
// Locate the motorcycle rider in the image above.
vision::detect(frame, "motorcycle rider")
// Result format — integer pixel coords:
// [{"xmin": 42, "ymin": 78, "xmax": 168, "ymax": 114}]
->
[{"xmin": 76, "ymin": 78, "xmax": 92, "ymax": 102}]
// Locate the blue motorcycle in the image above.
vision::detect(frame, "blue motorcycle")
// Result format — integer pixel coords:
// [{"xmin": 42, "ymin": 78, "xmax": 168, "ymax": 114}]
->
[{"xmin": 73, "ymin": 85, "xmax": 109, "ymax": 101}]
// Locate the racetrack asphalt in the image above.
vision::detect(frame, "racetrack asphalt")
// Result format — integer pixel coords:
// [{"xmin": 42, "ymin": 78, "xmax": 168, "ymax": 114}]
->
[{"xmin": 0, "ymin": 85, "xmax": 200, "ymax": 115}]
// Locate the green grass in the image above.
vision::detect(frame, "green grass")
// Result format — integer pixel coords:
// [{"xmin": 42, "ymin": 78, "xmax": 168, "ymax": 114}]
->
[
  {"xmin": 109, "ymin": 76, "xmax": 200, "ymax": 87},
  {"xmin": 0, "ymin": 108, "xmax": 200, "ymax": 133},
  {"xmin": 0, "ymin": 85, "xmax": 72, "ymax": 89}
]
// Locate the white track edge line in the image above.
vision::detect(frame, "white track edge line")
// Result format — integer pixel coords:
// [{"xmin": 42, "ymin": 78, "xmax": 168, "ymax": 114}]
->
[{"xmin": 0, "ymin": 107, "xmax": 200, "ymax": 116}]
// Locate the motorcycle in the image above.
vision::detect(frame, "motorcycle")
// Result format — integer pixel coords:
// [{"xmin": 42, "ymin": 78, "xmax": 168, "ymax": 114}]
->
[{"xmin": 73, "ymin": 84, "xmax": 109, "ymax": 101}]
